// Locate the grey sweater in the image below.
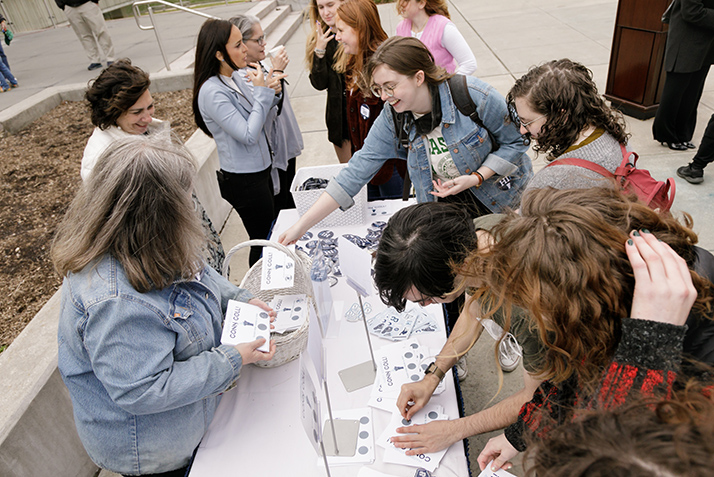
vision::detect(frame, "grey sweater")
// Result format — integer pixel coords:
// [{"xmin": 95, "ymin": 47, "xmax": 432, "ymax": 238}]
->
[{"xmin": 526, "ymin": 129, "xmax": 626, "ymax": 191}]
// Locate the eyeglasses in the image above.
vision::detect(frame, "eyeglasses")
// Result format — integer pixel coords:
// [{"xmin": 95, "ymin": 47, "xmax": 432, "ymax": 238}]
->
[
  {"xmin": 370, "ymin": 77, "xmax": 407, "ymax": 98},
  {"xmin": 519, "ymin": 114, "xmax": 546, "ymax": 131},
  {"xmin": 246, "ymin": 35, "xmax": 266, "ymax": 45}
]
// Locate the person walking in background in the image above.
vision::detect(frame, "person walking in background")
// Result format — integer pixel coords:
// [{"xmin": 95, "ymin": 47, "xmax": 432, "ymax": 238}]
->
[
  {"xmin": 55, "ymin": 0, "xmax": 115, "ymax": 71},
  {"xmin": 678, "ymin": 113, "xmax": 714, "ymax": 183},
  {"xmin": 395, "ymin": 0, "xmax": 477, "ymax": 75},
  {"xmin": 305, "ymin": 0, "xmax": 351, "ymax": 163},
  {"xmin": 0, "ymin": 13, "xmax": 18, "ymax": 92},
  {"xmin": 652, "ymin": 0, "xmax": 714, "ymax": 151}
]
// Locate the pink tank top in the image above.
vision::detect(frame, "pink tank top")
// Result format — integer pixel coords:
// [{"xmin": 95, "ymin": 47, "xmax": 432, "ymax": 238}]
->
[{"xmin": 396, "ymin": 14, "xmax": 457, "ymax": 73}]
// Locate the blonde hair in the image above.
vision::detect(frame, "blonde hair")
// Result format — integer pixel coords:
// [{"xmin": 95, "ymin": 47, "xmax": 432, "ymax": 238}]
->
[
  {"xmin": 333, "ymin": 0, "xmax": 387, "ymax": 89},
  {"xmin": 52, "ymin": 135, "xmax": 205, "ymax": 292}
]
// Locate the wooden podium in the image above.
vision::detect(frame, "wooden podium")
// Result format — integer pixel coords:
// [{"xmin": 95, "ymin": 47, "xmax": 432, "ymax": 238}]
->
[{"xmin": 604, "ymin": 0, "xmax": 670, "ymax": 119}]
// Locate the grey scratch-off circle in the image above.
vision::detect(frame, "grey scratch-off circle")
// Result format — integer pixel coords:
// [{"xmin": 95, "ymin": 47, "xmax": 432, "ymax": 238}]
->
[
  {"xmin": 410, "ymin": 342, "xmax": 419, "ymax": 349},
  {"xmin": 294, "ymin": 306, "xmax": 302, "ymax": 312},
  {"xmin": 404, "ymin": 351, "xmax": 413, "ymax": 359},
  {"xmin": 259, "ymin": 312, "xmax": 268, "ymax": 319},
  {"xmin": 402, "ymin": 418, "xmax": 411, "ymax": 426},
  {"xmin": 358, "ymin": 446, "xmax": 369, "ymax": 455},
  {"xmin": 359, "ymin": 431, "xmax": 369, "ymax": 439},
  {"xmin": 408, "ymin": 363, "xmax": 416, "ymax": 369},
  {"xmin": 411, "ymin": 374, "xmax": 420, "ymax": 381},
  {"xmin": 428, "ymin": 411, "xmax": 438, "ymax": 419},
  {"xmin": 291, "ymin": 315, "xmax": 300, "ymax": 321},
  {"xmin": 257, "ymin": 335, "xmax": 266, "ymax": 341},
  {"xmin": 257, "ymin": 323, "xmax": 267, "ymax": 331},
  {"xmin": 313, "ymin": 429, "xmax": 319, "ymax": 442},
  {"xmin": 360, "ymin": 416, "xmax": 370, "ymax": 424}
]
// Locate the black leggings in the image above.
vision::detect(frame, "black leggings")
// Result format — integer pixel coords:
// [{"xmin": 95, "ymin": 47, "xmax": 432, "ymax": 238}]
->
[{"xmin": 217, "ymin": 167, "xmax": 275, "ymax": 266}]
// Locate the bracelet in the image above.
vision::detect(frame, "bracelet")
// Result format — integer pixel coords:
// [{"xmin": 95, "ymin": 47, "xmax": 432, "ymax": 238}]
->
[
  {"xmin": 273, "ymin": 69, "xmax": 284, "ymax": 74},
  {"xmin": 472, "ymin": 170, "xmax": 485, "ymax": 188},
  {"xmin": 314, "ymin": 48, "xmax": 326, "ymax": 56}
]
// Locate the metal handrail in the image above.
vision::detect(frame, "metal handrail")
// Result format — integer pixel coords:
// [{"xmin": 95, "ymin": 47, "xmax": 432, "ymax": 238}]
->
[{"xmin": 132, "ymin": 0, "xmax": 221, "ymax": 71}]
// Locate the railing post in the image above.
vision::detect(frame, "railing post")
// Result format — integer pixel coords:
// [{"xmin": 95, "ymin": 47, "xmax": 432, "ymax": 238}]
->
[{"xmin": 148, "ymin": 6, "xmax": 171, "ymax": 71}]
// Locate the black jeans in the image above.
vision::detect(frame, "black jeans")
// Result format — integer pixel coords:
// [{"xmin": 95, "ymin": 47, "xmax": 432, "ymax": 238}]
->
[
  {"xmin": 692, "ymin": 114, "xmax": 714, "ymax": 171},
  {"xmin": 217, "ymin": 167, "xmax": 275, "ymax": 266},
  {"xmin": 274, "ymin": 157, "xmax": 296, "ymax": 213},
  {"xmin": 653, "ymin": 66, "xmax": 710, "ymax": 144}
]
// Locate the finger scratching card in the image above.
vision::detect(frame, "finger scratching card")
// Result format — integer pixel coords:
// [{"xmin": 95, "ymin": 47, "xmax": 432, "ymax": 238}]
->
[{"xmin": 221, "ymin": 300, "xmax": 271, "ymax": 352}]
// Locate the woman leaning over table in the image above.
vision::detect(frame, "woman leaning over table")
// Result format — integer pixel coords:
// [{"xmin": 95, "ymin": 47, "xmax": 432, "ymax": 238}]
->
[
  {"xmin": 54, "ymin": 135, "xmax": 276, "ymax": 477},
  {"xmin": 192, "ymin": 18, "xmax": 286, "ymax": 266},
  {"xmin": 279, "ymin": 36, "xmax": 531, "ymax": 244}
]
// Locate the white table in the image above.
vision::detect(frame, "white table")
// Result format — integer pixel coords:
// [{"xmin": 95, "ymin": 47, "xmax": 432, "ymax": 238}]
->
[{"xmin": 189, "ymin": 201, "xmax": 469, "ymax": 477}]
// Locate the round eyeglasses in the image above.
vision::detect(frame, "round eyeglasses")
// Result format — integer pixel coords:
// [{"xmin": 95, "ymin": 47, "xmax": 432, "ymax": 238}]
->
[{"xmin": 370, "ymin": 77, "xmax": 407, "ymax": 98}]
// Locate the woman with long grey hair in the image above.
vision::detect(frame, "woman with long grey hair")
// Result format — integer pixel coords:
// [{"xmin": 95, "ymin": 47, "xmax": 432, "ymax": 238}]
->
[{"xmin": 53, "ymin": 135, "xmax": 276, "ymax": 477}]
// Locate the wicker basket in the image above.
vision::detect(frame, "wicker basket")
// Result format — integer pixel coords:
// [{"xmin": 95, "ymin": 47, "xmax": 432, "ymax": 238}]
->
[{"xmin": 223, "ymin": 240, "xmax": 312, "ymax": 368}]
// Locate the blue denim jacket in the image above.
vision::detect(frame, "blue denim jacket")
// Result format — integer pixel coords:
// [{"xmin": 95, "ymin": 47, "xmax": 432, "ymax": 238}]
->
[
  {"xmin": 325, "ymin": 76, "xmax": 532, "ymax": 212},
  {"xmin": 57, "ymin": 255, "xmax": 253, "ymax": 475}
]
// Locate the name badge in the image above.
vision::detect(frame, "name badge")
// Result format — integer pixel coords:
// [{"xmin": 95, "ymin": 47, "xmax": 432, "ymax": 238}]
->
[{"xmin": 360, "ymin": 103, "xmax": 370, "ymax": 120}]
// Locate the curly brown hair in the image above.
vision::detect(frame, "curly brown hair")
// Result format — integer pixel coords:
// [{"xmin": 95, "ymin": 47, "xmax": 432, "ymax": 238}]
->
[
  {"xmin": 85, "ymin": 58, "xmax": 150, "ymax": 130},
  {"xmin": 461, "ymin": 187, "xmax": 712, "ymax": 388},
  {"xmin": 506, "ymin": 59, "xmax": 630, "ymax": 159},
  {"xmin": 525, "ymin": 382, "xmax": 714, "ymax": 476}
]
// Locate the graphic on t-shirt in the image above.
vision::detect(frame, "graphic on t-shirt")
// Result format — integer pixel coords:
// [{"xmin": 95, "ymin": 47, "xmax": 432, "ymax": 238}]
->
[{"xmin": 428, "ymin": 136, "xmax": 459, "ymax": 180}]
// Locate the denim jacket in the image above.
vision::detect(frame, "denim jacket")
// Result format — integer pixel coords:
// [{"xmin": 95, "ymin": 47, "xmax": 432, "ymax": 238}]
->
[
  {"xmin": 325, "ymin": 76, "xmax": 532, "ymax": 212},
  {"xmin": 198, "ymin": 73, "xmax": 277, "ymax": 174},
  {"xmin": 57, "ymin": 255, "xmax": 253, "ymax": 475}
]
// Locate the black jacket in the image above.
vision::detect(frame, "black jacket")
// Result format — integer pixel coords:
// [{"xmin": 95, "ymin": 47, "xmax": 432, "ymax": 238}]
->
[
  {"xmin": 55, "ymin": 0, "xmax": 98, "ymax": 10},
  {"xmin": 664, "ymin": 0, "xmax": 714, "ymax": 72},
  {"xmin": 308, "ymin": 37, "xmax": 347, "ymax": 147}
]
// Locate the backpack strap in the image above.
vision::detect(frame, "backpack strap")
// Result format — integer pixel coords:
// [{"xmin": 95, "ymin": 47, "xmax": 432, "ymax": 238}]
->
[
  {"xmin": 447, "ymin": 75, "xmax": 499, "ymax": 151},
  {"xmin": 545, "ymin": 156, "xmax": 615, "ymax": 178}
]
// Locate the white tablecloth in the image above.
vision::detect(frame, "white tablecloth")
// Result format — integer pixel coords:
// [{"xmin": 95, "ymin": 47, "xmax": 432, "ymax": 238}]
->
[{"xmin": 189, "ymin": 201, "xmax": 470, "ymax": 477}]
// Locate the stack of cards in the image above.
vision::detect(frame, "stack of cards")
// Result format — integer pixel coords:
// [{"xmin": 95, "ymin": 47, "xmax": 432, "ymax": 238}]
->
[
  {"xmin": 221, "ymin": 300, "xmax": 271, "ymax": 352},
  {"xmin": 322, "ymin": 408, "xmax": 375, "ymax": 466},
  {"xmin": 268, "ymin": 294, "xmax": 308, "ymax": 334},
  {"xmin": 376, "ymin": 405, "xmax": 449, "ymax": 472},
  {"xmin": 367, "ymin": 306, "xmax": 441, "ymax": 341},
  {"xmin": 368, "ymin": 340, "xmax": 445, "ymax": 413}
]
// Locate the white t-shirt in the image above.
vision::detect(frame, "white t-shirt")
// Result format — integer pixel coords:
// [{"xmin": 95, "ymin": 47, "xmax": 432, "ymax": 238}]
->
[{"xmin": 423, "ymin": 124, "xmax": 460, "ymax": 181}]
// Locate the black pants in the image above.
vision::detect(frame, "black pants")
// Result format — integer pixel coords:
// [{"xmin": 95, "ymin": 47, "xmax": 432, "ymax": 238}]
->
[
  {"xmin": 692, "ymin": 114, "xmax": 714, "ymax": 171},
  {"xmin": 274, "ymin": 157, "xmax": 296, "ymax": 213},
  {"xmin": 217, "ymin": 167, "xmax": 275, "ymax": 266},
  {"xmin": 653, "ymin": 65, "xmax": 711, "ymax": 144}
]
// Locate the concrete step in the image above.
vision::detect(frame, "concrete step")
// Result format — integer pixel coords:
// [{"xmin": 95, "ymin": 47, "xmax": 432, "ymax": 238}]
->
[{"xmin": 158, "ymin": 2, "xmax": 303, "ymax": 73}]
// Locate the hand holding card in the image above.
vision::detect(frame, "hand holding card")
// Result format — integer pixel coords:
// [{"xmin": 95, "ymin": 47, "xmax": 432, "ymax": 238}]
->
[{"xmin": 235, "ymin": 337, "xmax": 276, "ymax": 365}]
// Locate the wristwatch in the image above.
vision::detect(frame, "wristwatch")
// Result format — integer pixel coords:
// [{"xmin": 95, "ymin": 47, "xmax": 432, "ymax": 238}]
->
[{"xmin": 424, "ymin": 362, "xmax": 445, "ymax": 381}]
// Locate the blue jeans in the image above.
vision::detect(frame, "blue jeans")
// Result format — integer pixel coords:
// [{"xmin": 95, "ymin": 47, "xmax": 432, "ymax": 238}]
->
[
  {"xmin": 0, "ymin": 42, "xmax": 16, "ymax": 90},
  {"xmin": 0, "ymin": 41, "xmax": 9, "ymax": 69}
]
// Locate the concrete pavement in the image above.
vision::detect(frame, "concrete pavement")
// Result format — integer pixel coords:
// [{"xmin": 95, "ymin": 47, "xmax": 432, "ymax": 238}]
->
[{"xmin": 1, "ymin": 0, "xmax": 713, "ymax": 475}]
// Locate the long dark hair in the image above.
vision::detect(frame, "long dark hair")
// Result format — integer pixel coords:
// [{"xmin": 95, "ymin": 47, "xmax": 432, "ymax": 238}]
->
[
  {"xmin": 192, "ymin": 19, "xmax": 240, "ymax": 137},
  {"xmin": 506, "ymin": 59, "xmax": 630, "ymax": 159}
]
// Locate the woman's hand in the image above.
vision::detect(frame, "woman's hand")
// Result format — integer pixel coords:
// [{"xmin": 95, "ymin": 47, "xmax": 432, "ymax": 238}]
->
[
  {"xmin": 271, "ymin": 49, "xmax": 289, "ymax": 72},
  {"xmin": 266, "ymin": 70, "xmax": 287, "ymax": 94},
  {"xmin": 245, "ymin": 63, "xmax": 266, "ymax": 87},
  {"xmin": 315, "ymin": 21, "xmax": 334, "ymax": 51},
  {"xmin": 391, "ymin": 419, "xmax": 459, "ymax": 456},
  {"xmin": 278, "ymin": 223, "xmax": 306, "ymax": 246},
  {"xmin": 626, "ymin": 230, "xmax": 697, "ymax": 326},
  {"xmin": 477, "ymin": 433, "xmax": 518, "ymax": 472},
  {"xmin": 235, "ymin": 337, "xmax": 276, "ymax": 365},
  {"xmin": 430, "ymin": 175, "xmax": 480, "ymax": 198},
  {"xmin": 248, "ymin": 298, "xmax": 277, "ymax": 323}
]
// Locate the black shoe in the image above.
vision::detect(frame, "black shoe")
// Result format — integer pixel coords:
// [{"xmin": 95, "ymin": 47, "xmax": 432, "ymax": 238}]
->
[
  {"xmin": 88, "ymin": 63, "xmax": 102, "ymax": 71},
  {"xmin": 661, "ymin": 142, "xmax": 688, "ymax": 151},
  {"xmin": 677, "ymin": 164, "xmax": 704, "ymax": 184},
  {"xmin": 106, "ymin": 61, "xmax": 114, "ymax": 67},
  {"xmin": 684, "ymin": 141, "xmax": 697, "ymax": 149}
]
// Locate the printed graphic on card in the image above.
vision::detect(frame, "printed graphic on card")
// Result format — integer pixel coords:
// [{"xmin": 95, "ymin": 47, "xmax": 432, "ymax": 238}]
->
[
  {"xmin": 375, "ymin": 340, "xmax": 423, "ymax": 398},
  {"xmin": 221, "ymin": 300, "xmax": 271, "ymax": 352},
  {"xmin": 269, "ymin": 294, "xmax": 307, "ymax": 334},
  {"xmin": 378, "ymin": 406, "xmax": 449, "ymax": 472},
  {"xmin": 260, "ymin": 247, "xmax": 295, "ymax": 290}
]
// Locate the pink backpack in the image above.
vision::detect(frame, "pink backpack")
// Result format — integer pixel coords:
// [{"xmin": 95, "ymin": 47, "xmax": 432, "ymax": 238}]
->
[{"xmin": 546, "ymin": 144, "xmax": 676, "ymax": 211}]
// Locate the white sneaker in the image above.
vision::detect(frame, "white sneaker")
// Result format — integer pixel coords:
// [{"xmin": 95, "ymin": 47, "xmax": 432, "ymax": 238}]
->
[
  {"xmin": 454, "ymin": 355, "xmax": 468, "ymax": 382},
  {"xmin": 498, "ymin": 333, "xmax": 522, "ymax": 372},
  {"xmin": 479, "ymin": 318, "xmax": 522, "ymax": 372}
]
